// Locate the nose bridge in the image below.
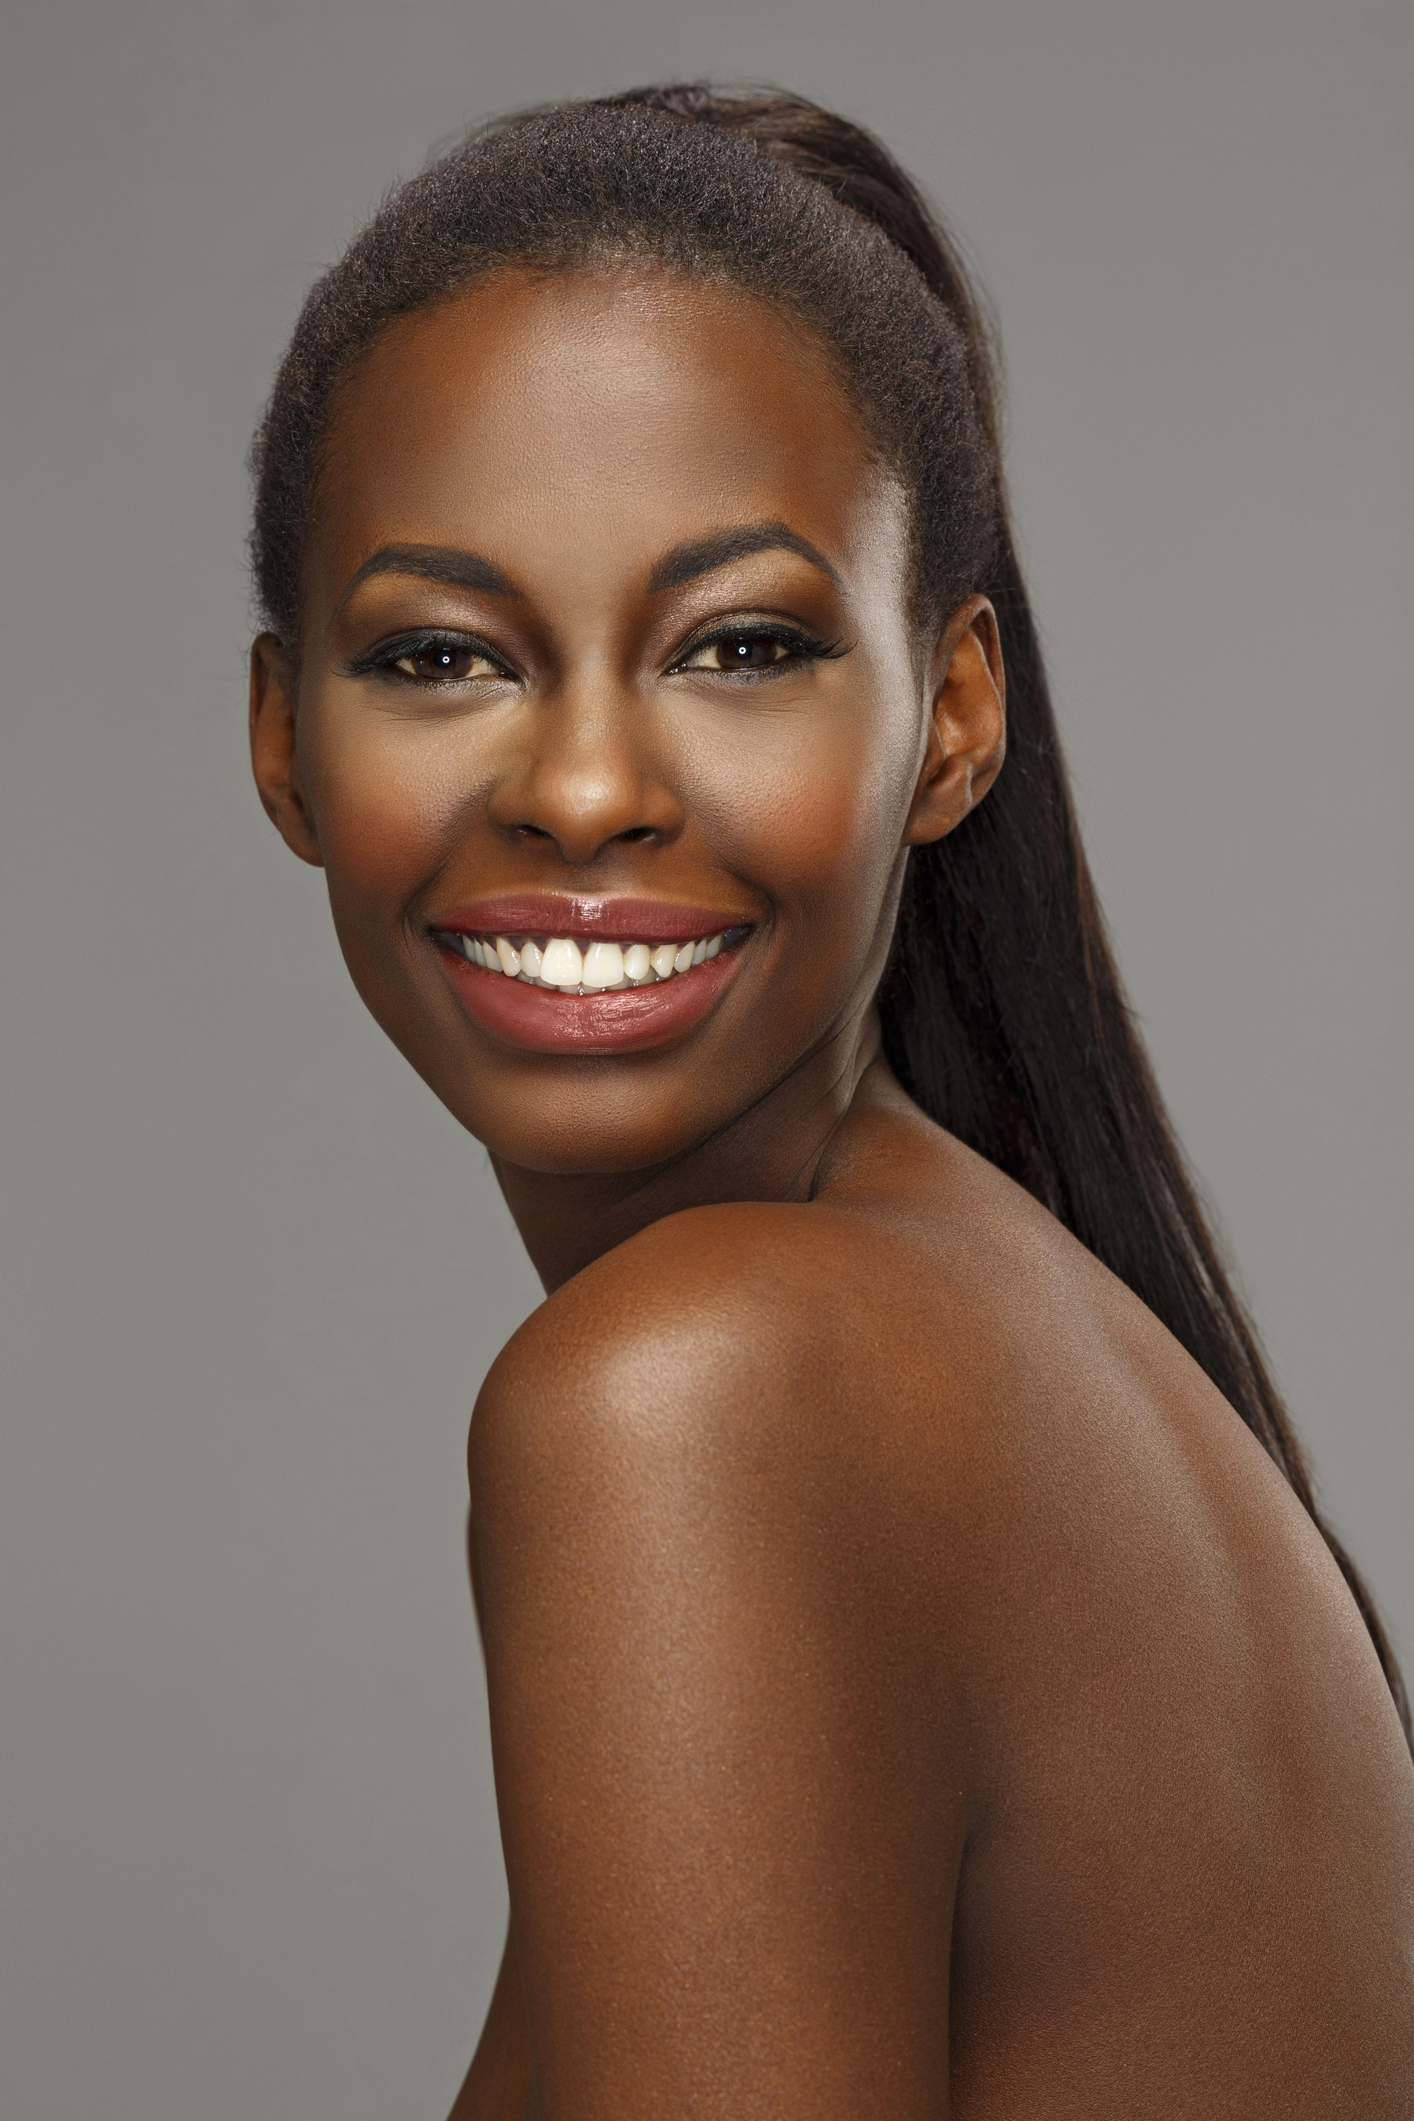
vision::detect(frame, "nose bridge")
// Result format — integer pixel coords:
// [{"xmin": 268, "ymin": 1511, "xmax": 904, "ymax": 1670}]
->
[{"xmin": 495, "ymin": 660, "xmax": 673, "ymax": 863}]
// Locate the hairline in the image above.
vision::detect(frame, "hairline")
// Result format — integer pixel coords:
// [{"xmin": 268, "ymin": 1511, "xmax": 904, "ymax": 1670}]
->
[{"xmin": 290, "ymin": 249, "xmax": 929, "ymax": 667}]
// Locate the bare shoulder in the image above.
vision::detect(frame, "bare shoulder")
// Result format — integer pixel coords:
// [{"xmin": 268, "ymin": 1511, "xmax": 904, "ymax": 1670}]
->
[
  {"xmin": 468, "ymin": 1193, "xmax": 978, "ymax": 2119},
  {"xmin": 474, "ymin": 1113, "xmax": 1077, "ymax": 1447},
  {"xmin": 466, "ymin": 1151, "xmax": 1102, "ymax": 1672},
  {"xmin": 466, "ymin": 1123, "xmax": 1414, "ymax": 2117},
  {"xmin": 469, "ymin": 1116, "xmax": 1149, "ymax": 1568},
  {"xmin": 481, "ymin": 1195, "xmax": 876, "ymax": 1398},
  {"xmin": 469, "ymin": 1197, "xmax": 908, "ymax": 1544}
]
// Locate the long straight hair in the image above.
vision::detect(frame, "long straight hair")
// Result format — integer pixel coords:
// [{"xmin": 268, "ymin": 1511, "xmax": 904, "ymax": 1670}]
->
[{"xmin": 608, "ymin": 85, "xmax": 1410, "ymax": 1741}]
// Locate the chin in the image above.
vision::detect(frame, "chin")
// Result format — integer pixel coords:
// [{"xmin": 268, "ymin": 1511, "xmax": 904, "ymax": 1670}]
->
[{"xmin": 446, "ymin": 1079, "xmax": 734, "ymax": 1183}]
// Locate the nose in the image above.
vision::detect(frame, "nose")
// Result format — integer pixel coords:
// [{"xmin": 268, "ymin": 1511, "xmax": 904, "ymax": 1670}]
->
[{"xmin": 488, "ymin": 677, "xmax": 684, "ymax": 867}]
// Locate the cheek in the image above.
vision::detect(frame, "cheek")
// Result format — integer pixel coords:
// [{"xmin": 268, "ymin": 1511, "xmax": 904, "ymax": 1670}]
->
[
  {"xmin": 684, "ymin": 692, "xmax": 918, "ymax": 930},
  {"xmin": 301, "ymin": 702, "xmax": 467, "ymax": 918}
]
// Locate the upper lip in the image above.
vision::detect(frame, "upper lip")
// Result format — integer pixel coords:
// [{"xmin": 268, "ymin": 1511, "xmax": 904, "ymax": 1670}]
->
[{"xmin": 432, "ymin": 895, "xmax": 753, "ymax": 943}]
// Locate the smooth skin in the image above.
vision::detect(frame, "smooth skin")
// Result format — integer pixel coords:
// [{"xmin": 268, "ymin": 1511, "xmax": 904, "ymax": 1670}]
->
[{"xmin": 251, "ymin": 267, "xmax": 1414, "ymax": 2118}]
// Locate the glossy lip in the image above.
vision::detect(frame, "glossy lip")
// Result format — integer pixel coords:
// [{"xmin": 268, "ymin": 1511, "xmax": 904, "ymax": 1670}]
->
[
  {"xmin": 434, "ymin": 895, "xmax": 751, "ymax": 946},
  {"xmin": 437, "ymin": 932, "xmax": 748, "ymax": 1055}
]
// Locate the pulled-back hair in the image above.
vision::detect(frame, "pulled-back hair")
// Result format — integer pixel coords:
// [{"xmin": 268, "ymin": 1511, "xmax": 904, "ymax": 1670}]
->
[
  {"xmin": 250, "ymin": 84, "xmax": 1408, "ymax": 1739},
  {"xmin": 251, "ymin": 94, "xmax": 991, "ymax": 652}
]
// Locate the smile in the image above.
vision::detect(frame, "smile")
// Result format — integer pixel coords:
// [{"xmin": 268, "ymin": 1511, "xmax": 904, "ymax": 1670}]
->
[
  {"xmin": 436, "ymin": 926, "xmax": 747, "ymax": 993},
  {"xmin": 432, "ymin": 901, "xmax": 754, "ymax": 1055}
]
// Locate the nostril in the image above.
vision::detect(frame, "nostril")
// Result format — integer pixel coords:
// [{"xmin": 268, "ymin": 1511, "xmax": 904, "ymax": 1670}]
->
[{"xmin": 616, "ymin": 826, "xmax": 655, "ymax": 845}]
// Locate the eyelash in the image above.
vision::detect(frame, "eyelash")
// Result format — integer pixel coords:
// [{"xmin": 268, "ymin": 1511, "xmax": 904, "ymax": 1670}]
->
[
  {"xmin": 342, "ymin": 630, "xmax": 512, "ymax": 684},
  {"xmin": 342, "ymin": 620, "xmax": 847, "ymax": 687},
  {"xmin": 668, "ymin": 621, "xmax": 847, "ymax": 677}
]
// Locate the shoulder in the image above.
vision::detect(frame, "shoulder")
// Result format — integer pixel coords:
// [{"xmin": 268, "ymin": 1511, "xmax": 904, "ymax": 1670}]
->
[
  {"xmin": 468, "ymin": 1223, "xmax": 975, "ymax": 2116},
  {"xmin": 471, "ymin": 1203, "xmax": 852, "ymax": 1519},
  {"xmin": 468, "ymin": 1201, "xmax": 985, "ymax": 1825},
  {"xmin": 469, "ymin": 1198, "xmax": 930, "ymax": 1513},
  {"xmin": 466, "ymin": 1193, "xmax": 1020, "ymax": 1671}
]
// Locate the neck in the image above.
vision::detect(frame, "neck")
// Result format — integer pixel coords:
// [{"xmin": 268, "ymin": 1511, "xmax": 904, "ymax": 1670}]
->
[{"xmin": 492, "ymin": 1009, "xmax": 885, "ymax": 1293}]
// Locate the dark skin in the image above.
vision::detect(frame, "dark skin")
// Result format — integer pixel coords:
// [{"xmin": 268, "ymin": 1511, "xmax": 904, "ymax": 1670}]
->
[{"xmin": 252, "ymin": 267, "xmax": 1414, "ymax": 2118}]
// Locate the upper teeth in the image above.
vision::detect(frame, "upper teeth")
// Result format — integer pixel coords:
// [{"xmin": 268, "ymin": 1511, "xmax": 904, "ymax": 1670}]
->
[{"xmin": 451, "ymin": 931, "xmax": 727, "ymax": 991}]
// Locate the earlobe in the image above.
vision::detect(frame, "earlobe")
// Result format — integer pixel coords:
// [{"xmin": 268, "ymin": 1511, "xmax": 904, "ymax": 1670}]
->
[
  {"xmin": 902, "ymin": 596, "xmax": 1006, "ymax": 849},
  {"xmin": 249, "ymin": 634, "xmax": 324, "ymax": 868}
]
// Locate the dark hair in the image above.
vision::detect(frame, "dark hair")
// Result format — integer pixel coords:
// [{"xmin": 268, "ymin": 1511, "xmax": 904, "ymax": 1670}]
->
[
  {"xmin": 251, "ymin": 96, "xmax": 991, "ymax": 655},
  {"xmin": 250, "ymin": 84, "xmax": 1408, "ymax": 1741}
]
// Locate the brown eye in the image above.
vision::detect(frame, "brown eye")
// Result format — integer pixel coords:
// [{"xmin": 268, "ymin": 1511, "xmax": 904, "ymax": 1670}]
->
[
  {"xmin": 714, "ymin": 634, "xmax": 787, "ymax": 669},
  {"xmin": 392, "ymin": 642, "xmax": 503, "ymax": 682},
  {"xmin": 685, "ymin": 633, "xmax": 790, "ymax": 672}
]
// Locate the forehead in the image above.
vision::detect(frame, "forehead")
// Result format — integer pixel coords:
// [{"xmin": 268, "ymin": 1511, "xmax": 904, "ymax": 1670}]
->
[{"xmin": 310, "ymin": 265, "xmax": 905, "ymax": 606}]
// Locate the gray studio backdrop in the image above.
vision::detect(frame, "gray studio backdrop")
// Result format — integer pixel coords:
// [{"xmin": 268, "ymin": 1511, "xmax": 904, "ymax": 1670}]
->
[{"xmin": 3, "ymin": 1, "xmax": 1410, "ymax": 2115}]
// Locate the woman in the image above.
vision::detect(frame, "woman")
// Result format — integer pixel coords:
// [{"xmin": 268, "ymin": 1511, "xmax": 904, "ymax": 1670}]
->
[{"xmin": 248, "ymin": 86, "xmax": 1414, "ymax": 2118}]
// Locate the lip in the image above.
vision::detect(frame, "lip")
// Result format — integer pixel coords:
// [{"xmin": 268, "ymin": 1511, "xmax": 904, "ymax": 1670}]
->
[
  {"xmin": 434, "ymin": 895, "xmax": 750, "ymax": 946},
  {"xmin": 439, "ymin": 934, "xmax": 746, "ymax": 1054}
]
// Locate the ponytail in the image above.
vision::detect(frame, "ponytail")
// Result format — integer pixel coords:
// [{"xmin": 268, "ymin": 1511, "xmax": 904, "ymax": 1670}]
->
[{"xmin": 612, "ymin": 84, "xmax": 1410, "ymax": 1740}]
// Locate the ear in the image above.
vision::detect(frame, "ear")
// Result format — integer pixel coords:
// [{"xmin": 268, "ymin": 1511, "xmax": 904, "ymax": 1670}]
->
[
  {"xmin": 903, "ymin": 595, "xmax": 1006, "ymax": 848},
  {"xmin": 249, "ymin": 634, "xmax": 324, "ymax": 867}
]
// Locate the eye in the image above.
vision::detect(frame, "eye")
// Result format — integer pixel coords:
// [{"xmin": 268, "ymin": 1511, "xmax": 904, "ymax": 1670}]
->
[
  {"xmin": 391, "ymin": 641, "xmax": 507, "ymax": 683},
  {"xmin": 696, "ymin": 632, "xmax": 789, "ymax": 670},
  {"xmin": 675, "ymin": 628, "xmax": 818, "ymax": 675}
]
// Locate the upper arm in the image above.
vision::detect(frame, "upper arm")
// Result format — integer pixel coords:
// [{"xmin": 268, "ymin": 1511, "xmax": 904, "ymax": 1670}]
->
[{"xmin": 468, "ymin": 1216, "xmax": 964, "ymax": 2120}]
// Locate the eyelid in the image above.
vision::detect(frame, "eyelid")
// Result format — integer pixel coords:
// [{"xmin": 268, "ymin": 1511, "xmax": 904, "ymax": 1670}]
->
[
  {"xmin": 342, "ymin": 627, "xmax": 516, "ymax": 681},
  {"xmin": 668, "ymin": 615, "xmax": 837, "ymax": 666}
]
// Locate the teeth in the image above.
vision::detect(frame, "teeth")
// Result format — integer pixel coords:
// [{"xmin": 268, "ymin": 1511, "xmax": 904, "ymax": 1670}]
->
[
  {"xmin": 454, "ymin": 930, "xmax": 733, "ymax": 991},
  {"xmin": 541, "ymin": 937, "xmax": 584, "ymax": 989},
  {"xmin": 580, "ymin": 940, "xmax": 625, "ymax": 990}
]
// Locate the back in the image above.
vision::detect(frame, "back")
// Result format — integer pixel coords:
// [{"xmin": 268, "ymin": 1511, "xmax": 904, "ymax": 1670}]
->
[
  {"xmin": 467, "ymin": 1079, "xmax": 1414, "ymax": 2119},
  {"xmin": 869, "ymin": 1124, "xmax": 1414, "ymax": 2112}
]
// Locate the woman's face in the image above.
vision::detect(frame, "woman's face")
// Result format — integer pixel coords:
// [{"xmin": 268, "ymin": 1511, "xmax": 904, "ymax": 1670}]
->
[{"xmin": 252, "ymin": 266, "xmax": 998, "ymax": 1177}]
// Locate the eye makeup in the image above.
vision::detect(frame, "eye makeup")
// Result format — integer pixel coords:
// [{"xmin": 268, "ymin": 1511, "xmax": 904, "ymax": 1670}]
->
[
  {"xmin": 342, "ymin": 617, "xmax": 850, "ymax": 691},
  {"xmin": 341, "ymin": 628, "xmax": 514, "ymax": 685},
  {"xmin": 668, "ymin": 618, "xmax": 848, "ymax": 677}
]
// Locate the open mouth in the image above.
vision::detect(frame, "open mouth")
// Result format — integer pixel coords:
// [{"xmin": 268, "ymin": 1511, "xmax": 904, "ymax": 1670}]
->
[
  {"xmin": 434, "ymin": 924, "xmax": 750, "ymax": 993},
  {"xmin": 432, "ymin": 904, "xmax": 755, "ymax": 1055}
]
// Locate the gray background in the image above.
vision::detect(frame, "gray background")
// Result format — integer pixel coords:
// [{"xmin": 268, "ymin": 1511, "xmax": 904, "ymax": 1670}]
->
[{"xmin": 2, "ymin": 0, "xmax": 1410, "ymax": 2114}]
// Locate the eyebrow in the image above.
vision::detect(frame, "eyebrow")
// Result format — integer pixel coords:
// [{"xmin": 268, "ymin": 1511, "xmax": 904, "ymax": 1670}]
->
[
  {"xmin": 333, "ymin": 521, "xmax": 841, "ymax": 615},
  {"xmin": 647, "ymin": 521, "xmax": 842, "ymax": 594},
  {"xmin": 334, "ymin": 543, "xmax": 519, "ymax": 612}
]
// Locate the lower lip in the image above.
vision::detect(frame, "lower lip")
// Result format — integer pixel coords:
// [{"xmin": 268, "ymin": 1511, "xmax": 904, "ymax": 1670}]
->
[{"xmin": 440, "ymin": 943, "xmax": 745, "ymax": 1054}]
